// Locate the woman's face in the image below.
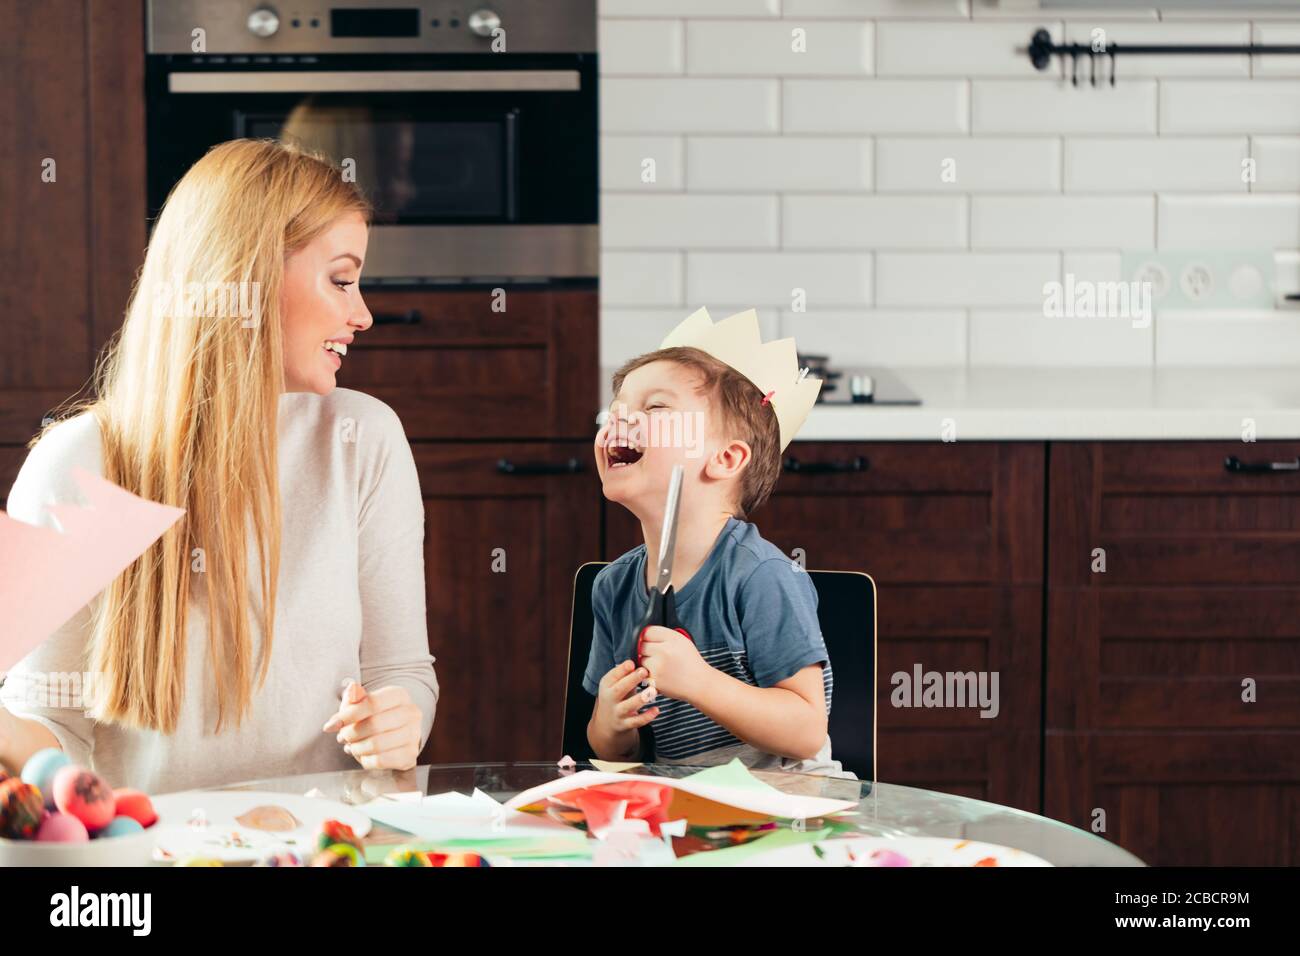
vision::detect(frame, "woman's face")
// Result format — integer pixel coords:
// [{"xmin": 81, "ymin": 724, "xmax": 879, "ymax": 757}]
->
[{"xmin": 281, "ymin": 211, "xmax": 373, "ymax": 395}]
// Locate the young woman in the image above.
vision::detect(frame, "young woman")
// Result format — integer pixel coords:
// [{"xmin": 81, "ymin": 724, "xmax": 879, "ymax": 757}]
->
[{"xmin": 0, "ymin": 139, "xmax": 438, "ymax": 794}]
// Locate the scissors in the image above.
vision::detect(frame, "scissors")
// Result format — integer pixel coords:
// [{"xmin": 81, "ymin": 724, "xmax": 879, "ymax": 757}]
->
[{"xmin": 634, "ymin": 464, "xmax": 693, "ymax": 687}]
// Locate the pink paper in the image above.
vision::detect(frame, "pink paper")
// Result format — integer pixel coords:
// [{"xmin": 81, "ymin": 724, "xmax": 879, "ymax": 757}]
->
[{"xmin": 1, "ymin": 467, "xmax": 185, "ymax": 671}]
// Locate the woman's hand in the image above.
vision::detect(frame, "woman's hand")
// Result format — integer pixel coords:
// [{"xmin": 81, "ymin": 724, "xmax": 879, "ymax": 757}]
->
[{"xmin": 321, "ymin": 682, "xmax": 422, "ymax": 771}]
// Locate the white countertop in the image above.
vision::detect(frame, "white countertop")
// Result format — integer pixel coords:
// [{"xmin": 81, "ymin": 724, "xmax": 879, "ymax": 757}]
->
[{"xmin": 600, "ymin": 367, "xmax": 1300, "ymax": 441}]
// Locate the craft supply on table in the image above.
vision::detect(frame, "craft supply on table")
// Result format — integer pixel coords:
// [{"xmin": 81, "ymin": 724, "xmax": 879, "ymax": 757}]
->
[{"xmin": 148, "ymin": 789, "xmax": 371, "ymax": 864}]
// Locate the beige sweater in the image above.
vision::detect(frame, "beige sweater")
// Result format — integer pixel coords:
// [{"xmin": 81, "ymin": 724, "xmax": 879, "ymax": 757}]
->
[{"xmin": 0, "ymin": 388, "xmax": 438, "ymax": 794}]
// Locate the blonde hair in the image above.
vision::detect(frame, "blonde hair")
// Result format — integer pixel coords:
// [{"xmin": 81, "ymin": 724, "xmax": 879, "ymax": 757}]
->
[
  {"xmin": 610, "ymin": 347, "xmax": 782, "ymax": 519},
  {"xmin": 41, "ymin": 139, "xmax": 370, "ymax": 734}
]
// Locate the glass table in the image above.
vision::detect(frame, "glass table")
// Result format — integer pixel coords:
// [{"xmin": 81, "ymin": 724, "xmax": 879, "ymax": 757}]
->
[{"xmin": 215, "ymin": 762, "xmax": 1145, "ymax": 867}]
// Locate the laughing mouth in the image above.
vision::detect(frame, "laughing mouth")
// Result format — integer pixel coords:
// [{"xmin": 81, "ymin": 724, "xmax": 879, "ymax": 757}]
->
[{"xmin": 606, "ymin": 440, "xmax": 645, "ymax": 468}]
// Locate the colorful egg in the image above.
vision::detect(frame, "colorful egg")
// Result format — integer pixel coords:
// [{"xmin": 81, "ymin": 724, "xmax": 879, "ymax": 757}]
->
[
  {"xmin": 95, "ymin": 816, "xmax": 144, "ymax": 839},
  {"xmin": 0, "ymin": 779, "xmax": 46, "ymax": 839},
  {"xmin": 175, "ymin": 856, "xmax": 223, "ymax": 866},
  {"xmin": 310, "ymin": 843, "xmax": 362, "ymax": 867},
  {"xmin": 384, "ymin": 846, "xmax": 431, "ymax": 867},
  {"xmin": 36, "ymin": 811, "xmax": 90, "ymax": 843},
  {"xmin": 20, "ymin": 748, "xmax": 70, "ymax": 809},
  {"xmin": 51, "ymin": 765, "xmax": 115, "ymax": 832},
  {"xmin": 256, "ymin": 851, "xmax": 303, "ymax": 867},
  {"xmin": 316, "ymin": 818, "xmax": 362, "ymax": 853},
  {"xmin": 112, "ymin": 789, "xmax": 157, "ymax": 828}
]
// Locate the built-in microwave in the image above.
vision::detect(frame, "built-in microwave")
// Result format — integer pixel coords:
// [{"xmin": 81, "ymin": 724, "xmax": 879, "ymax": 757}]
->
[{"xmin": 145, "ymin": 1, "xmax": 598, "ymax": 283}]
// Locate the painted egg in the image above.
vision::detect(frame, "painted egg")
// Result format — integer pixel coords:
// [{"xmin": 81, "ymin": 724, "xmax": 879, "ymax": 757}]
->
[
  {"xmin": 51, "ymin": 765, "xmax": 115, "ymax": 832},
  {"xmin": 317, "ymin": 818, "xmax": 361, "ymax": 852},
  {"xmin": 0, "ymin": 779, "xmax": 46, "ymax": 839},
  {"xmin": 20, "ymin": 748, "xmax": 70, "ymax": 809},
  {"xmin": 310, "ymin": 843, "xmax": 362, "ymax": 867},
  {"xmin": 95, "ymin": 816, "xmax": 144, "ymax": 839},
  {"xmin": 384, "ymin": 846, "xmax": 431, "ymax": 867},
  {"xmin": 112, "ymin": 789, "xmax": 157, "ymax": 828},
  {"xmin": 256, "ymin": 851, "xmax": 303, "ymax": 867},
  {"xmin": 36, "ymin": 811, "xmax": 90, "ymax": 843}
]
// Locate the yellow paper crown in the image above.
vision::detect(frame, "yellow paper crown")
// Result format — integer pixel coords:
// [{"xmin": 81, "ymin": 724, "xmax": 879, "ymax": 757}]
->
[{"xmin": 659, "ymin": 307, "xmax": 822, "ymax": 452}]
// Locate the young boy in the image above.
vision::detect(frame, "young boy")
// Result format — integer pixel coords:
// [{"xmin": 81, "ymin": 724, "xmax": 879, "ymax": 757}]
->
[{"xmin": 584, "ymin": 308, "xmax": 845, "ymax": 775}]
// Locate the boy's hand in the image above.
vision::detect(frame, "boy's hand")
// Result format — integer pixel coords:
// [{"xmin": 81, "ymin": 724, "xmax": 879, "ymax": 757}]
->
[
  {"xmin": 594, "ymin": 661, "xmax": 660, "ymax": 734},
  {"xmin": 639, "ymin": 625, "xmax": 710, "ymax": 703}
]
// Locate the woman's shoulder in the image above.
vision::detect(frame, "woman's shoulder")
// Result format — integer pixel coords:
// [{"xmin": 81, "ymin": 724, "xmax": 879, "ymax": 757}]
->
[
  {"xmin": 282, "ymin": 388, "xmax": 407, "ymax": 442},
  {"xmin": 7, "ymin": 411, "xmax": 105, "ymax": 527}
]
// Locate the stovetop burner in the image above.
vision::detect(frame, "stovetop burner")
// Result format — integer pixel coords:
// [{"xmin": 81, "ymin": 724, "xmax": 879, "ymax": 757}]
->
[{"xmin": 799, "ymin": 356, "xmax": 922, "ymax": 406}]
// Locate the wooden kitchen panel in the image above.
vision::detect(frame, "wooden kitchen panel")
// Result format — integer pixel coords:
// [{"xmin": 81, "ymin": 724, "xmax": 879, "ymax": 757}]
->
[
  {"xmin": 345, "ymin": 288, "xmax": 598, "ymax": 441},
  {"xmin": 603, "ymin": 442, "xmax": 1046, "ymax": 811},
  {"xmin": 0, "ymin": 0, "xmax": 94, "ymax": 391},
  {"xmin": 1050, "ymin": 441, "xmax": 1300, "ymax": 588},
  {"xmin": 1049, "ymin": 588, "xmax": 1300, "ymax": 732},
  {"xmin": 1047, "ymin": 440, "xmax": 1300, "ymax": 864},
  {"xmin": 411, "ymin": 441, "xmax": 602, "ymax": 764},
  {"xmin": 1045, "ymin": 732, "xmax": 1300, "ymax": 866}
]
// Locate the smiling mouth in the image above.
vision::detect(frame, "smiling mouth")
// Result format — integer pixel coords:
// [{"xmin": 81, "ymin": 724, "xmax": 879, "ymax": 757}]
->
[{"xmin": 606, "ymin": 442, "xmax": 645, "ymax": 468}]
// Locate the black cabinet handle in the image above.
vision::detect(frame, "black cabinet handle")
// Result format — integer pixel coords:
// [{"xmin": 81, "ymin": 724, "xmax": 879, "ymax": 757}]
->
[
  {"xmin": 372, "ymin": 309, "xmax": 422, "ymax": 325},
  {"xmin": 782, "ymin": 456, "xmax": 868, "ymax": 474},
  {"xmin": 1224, "ymin": 455, "xmax": 1300, "ymax": 473},
  {"xmin": 496, "ymin": 458, "xmax": 584, "ymax": 475}
]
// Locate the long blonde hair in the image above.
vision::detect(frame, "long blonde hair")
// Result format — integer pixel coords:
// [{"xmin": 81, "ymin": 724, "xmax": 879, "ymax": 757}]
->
[{"xmin": 46, "ymin": 139, "xmax": 369, "ymax": 734}]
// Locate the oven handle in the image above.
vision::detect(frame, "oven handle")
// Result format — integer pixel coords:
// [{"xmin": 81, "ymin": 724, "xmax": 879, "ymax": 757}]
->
[{"xmin": 168, "ymin": 70, "xmax": 581, "ymax": 94}]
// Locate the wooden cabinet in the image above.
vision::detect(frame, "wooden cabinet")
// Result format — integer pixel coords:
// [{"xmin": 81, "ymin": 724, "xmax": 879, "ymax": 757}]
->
[
  {"xmin": 606, "ymin": 441, "xmax": 1045, "ymax": 813},
  {"xmin": 413, "ymin": 442, "xmax": 602, "ymax": 764},
  {"xmin": 1046, "ymin": 441, "xmax": 1300, "ymax": 865},
  {"xmin": 350, "ymin": 288, "xmax": 598, "ymax": 440},
  {"xmin": 0, "ymin": 0, "xmax": 145, "ymax": 443}
]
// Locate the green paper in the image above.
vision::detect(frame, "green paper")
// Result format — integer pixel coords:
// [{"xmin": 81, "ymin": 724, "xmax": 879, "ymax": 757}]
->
[
  {"xmin": 679, "ymin": 758, "xmax": 783, "ymax": 795},
  {"xmin": 672, "ymin": 827, "xmax": 832, "ymax": 867},
  {"xmin": 364, "ymin": 835, "xmax": 591, "ymax": 865}
]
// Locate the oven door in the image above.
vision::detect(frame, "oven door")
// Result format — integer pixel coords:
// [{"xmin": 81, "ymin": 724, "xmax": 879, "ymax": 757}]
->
[{"xmin": 146, "ymin": 55, "xmax": 598, "ymax": 281}]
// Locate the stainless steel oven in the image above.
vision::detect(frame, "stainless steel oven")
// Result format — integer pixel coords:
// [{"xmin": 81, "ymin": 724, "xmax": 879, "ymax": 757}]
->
[{"xmin": 145, "ymin": 1, "xmax": 597, "ymax": 283}]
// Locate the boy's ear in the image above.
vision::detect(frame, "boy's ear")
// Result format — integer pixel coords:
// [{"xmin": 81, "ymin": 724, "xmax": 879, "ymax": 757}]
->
[{"xmin": 704, "ymin": 439, "xmax": 752, "ymax": 481}]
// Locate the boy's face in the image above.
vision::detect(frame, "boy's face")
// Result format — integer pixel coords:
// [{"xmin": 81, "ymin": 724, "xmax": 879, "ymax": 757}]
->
[{"xmin": 595, "ymin": 360, "xmax": 714, "ymax": 515}]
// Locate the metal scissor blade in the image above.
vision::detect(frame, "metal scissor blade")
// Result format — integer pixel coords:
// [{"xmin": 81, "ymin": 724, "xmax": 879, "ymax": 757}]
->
[{"xmin": 653, "ymin": 465, "xmax": 684, "ymax": 593}]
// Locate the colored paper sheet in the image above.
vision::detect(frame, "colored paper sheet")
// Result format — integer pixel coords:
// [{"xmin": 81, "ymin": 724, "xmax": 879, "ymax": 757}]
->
[
  {"xmin": 672, "ymin": 827, "xmax": 832, "ymax": 868},
  {"xmin": 364, "ymin": 836, "xmax": 592, "ymax": 865},
  {"xmin": 0, "ymin": 468, "xmax": 185, "ymax": 672},
  {"xmin": 589, "ymin": 759, "xmax": 643, "ymax": 773},
  {"xmin": 504, "ymin": 761, "xmax": 856, "ymax": 822},
  {"xmin": 363, "ymin": 788, "xmax": 578, "ymax": 844},
  {"xmin": 551, "ymin": 780, "xmax": 674, "ymax": 837},
  {"xmin": 682, "ymin": 758, "xmax": 787, "ymax": 794}
]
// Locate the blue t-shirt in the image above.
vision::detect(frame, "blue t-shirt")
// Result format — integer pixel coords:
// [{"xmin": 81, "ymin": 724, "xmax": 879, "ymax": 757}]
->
[{"xmin": 582, "ymin": 517, "xmax": 834, "ymax": 765}]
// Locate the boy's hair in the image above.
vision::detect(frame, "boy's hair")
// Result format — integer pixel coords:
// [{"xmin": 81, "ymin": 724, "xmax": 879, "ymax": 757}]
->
[{"xmin": 610, "ymin": 346, "xmax": 782, "ymax": 519}]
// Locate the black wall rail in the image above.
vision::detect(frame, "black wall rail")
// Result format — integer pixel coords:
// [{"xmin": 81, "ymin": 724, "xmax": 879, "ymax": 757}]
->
[{"xmin": 1028, "ymin": 27, "xmax": 1300, "ymax": 87}]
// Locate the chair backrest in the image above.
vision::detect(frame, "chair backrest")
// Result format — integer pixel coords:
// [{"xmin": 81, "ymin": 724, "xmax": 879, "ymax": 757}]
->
[{"xmin": 562, "ymin": 562, "xmax": 876, "ymax": 782}]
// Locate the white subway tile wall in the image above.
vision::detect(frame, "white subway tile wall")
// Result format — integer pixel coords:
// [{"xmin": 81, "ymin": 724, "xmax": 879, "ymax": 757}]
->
[{"xmin": 598, "ymin": 5, "xmax": 1300, "ymax": 368}]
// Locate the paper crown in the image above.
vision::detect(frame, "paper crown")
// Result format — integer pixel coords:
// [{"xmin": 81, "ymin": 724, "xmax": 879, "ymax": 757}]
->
[{"xmin": 659, "ymin": 307, "xmax": 822, "ymax": 452}]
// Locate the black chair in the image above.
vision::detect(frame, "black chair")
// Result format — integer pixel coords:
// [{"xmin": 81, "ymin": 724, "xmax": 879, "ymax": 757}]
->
[{"xmin": 561, "ymin": 562, "xmax": 876, "ymax": 782}]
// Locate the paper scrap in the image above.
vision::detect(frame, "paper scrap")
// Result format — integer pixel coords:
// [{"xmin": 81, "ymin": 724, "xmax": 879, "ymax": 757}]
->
[
  {"xmin": 363, "ymin": 788, "xmax": 575, "ymax": 844},
  {"xmin": 505, "ymin": 759, "xmax": 855, "ymax": 824},
  {"xmin": 589, "ymin": 759, "xmax": 643, "ymax": 773},
  {"xmin": 672, "ymin": 827, "xmax": 832, "ymax": 868},
  {"xmin": 1, "ymin": 467, "xmax": 184, "ymax": 671}
]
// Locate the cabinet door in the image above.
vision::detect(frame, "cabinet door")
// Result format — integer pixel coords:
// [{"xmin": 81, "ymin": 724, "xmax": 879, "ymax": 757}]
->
[
  {"xmin": 0, "ymin": 0, "xmax": 145, "ymax": 443},
  {"xmin": 342, "ymin": 289, "xmax": 597, "ymax": 441},
  {"xmin": 413, "ymin": 442, "xmax": 601, "ymax": 763},
  {"xmin": 1046, "ymin": 441, "xmax": 1300, "ymax": 865},
  {"xmin": 606, "ymin": 441, "xmax": 1045, "ymax": 812}
]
